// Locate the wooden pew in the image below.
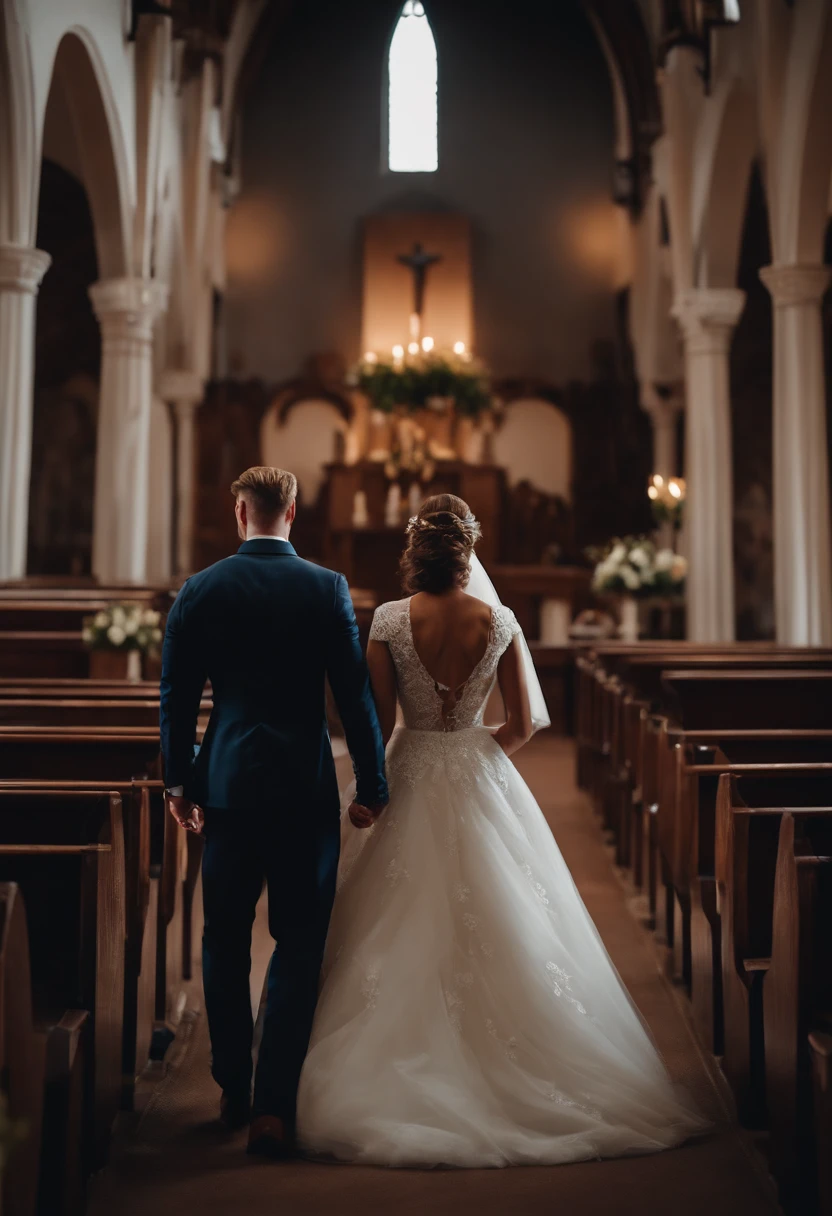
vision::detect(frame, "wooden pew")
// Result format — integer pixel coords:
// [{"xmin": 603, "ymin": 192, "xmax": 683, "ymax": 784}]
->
[
  {"xmin": 0, "ymin": 696, "xmax": 211, "ymax": 730},
  {"xmin": 579, "ymin": 647, "xmax": 832, "ymax": 855},
  {"xmin": 0, "ymin": 883, "xmax": 46, "ymax": 1216},
  {"xmin": 0, "ymin": 730, "xmax": 184, "ymax": 1082},
  {"xmin": 0, "ymin": 600, "xmax": 130, "ymax": 632},
  {"xmin": 715, "ymin": 772, "xmax": 832, "ymax": 1125},
  {"xmin": 660, "ymin": 731, "xmax": 832, "ymax": 984},
  {"xmin": 0, "ymin": 679, "xmax": 163, "ymax": 699},
  {"xmin": 0, "ymin": 727, "xmax": 160, "ymax": 783},
  {"xmin": 575, "ymin": 643, "xmax": 832, "ymax": 798},
  {"xmin": 764, "ymin": 811, "xmax": 832, "ymax": 1212},
  {"xmin": 0, "ymin": 700, "xmax": 163, "ymax": 728},
  {"xmin": 0, "ymin": 792, "xmax": 125, "ymax": 1169},
  {"xmin": 679, "ymin": 755, "xmax": 832, "ymax": 1055},
  {"xmin": 0, "ymin": 777, "xmax": 187, "ymax": 1106},
  {"xmin": 648, "ymin": 667, "xmax": 832, "ymax": 959},
  {"xmin": 0, "ymin": 634, "xmax": 88, "ymax": 679},
  {"xmin": 809, "ymin": 1030, "xmax": 832, "ymax": 1216}
]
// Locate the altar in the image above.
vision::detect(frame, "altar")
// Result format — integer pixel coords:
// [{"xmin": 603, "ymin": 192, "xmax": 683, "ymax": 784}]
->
[{"xmin": 323, "ymin": 459, "xmax": 505, "ymax": 605}]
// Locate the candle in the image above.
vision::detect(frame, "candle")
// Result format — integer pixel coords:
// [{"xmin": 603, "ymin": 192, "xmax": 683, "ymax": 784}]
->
[
  {"xmin": 385, "ymin": 483, "xmax": 402, "ymax": 527},
  {"xmin": 352, "ymin": 490, "xmax": 369, "ymax": 527}
]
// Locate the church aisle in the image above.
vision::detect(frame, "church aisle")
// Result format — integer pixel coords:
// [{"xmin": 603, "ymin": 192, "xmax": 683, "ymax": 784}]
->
[{"xmin": 86, "ymin": 738, "xmax": 780, "ymax": 1216}]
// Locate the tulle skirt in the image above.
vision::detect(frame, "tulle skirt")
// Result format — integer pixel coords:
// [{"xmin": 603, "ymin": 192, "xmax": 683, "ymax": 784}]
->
[{"xmin": 296, "ymin": 726, "xmax": 711, "ymax": 1167}]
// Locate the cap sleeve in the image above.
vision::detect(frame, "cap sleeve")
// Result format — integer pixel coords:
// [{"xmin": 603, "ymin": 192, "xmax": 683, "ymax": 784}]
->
[
  {"xmin": 494, "ymin": 605, "xmax": 522, "ymax": 656},
  {"xmin": 369, "ymin": 600, "xmax": 402, "ymax": 643}
]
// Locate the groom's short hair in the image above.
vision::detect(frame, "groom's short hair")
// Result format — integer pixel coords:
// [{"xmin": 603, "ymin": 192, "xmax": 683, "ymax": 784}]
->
[{"xmin": 231, "ymin": 466, "xmax": 297, "ymax": 520}]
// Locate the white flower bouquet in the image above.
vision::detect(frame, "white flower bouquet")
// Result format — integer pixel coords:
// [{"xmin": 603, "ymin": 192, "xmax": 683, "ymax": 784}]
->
[
  {"xmin": 589, "ymin": 537, "xmax": 687, "ymax": 599},
  {"xmin": 82, "ymin": 603, "xmax": 164, "ymax": 652}
]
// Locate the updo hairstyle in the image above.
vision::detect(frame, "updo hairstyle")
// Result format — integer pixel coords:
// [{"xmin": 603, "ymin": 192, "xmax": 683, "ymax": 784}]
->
[{"xmin": 399, "ymin": 494, "xmax": 482, "ymax": 595}]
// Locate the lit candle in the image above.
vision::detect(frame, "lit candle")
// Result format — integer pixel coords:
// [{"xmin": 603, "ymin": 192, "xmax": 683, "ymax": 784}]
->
[
  {"xmin": 421, "ymin": 335, "xmax": 434, "ymax": 352},
  {"xmin": 364, "ymin": 351, "xmax": 378, "ymax": 364},
  {"xmin": 408, "ymin": 341, "xmax": 420, "ymax": 355},
  {"xmin": 453, "ymin": 340, "xmax": 466, "ymax": 355},
  {"xmin": 392, "ymin": 344, "xmax": 404, "ymax": 362}
]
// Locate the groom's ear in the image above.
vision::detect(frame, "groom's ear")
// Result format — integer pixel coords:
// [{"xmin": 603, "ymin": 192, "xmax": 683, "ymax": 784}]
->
[{"xmin": 286, "ymin": 499, "xmax": 297, "ymax": 526}]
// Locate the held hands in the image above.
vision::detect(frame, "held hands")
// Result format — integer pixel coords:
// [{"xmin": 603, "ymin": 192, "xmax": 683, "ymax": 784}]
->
[
  {"xmin": 348, "ymin": 800, "xmax": 386, "ymax": 830},
  {"xmin": 167, "ymin": 794, "xmax": 204, "ymax": 835}
]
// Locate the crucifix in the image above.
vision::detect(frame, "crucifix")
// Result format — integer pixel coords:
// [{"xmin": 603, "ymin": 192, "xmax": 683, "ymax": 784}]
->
[{"xmin": 397, "ymin": 241, "xmax": 442, "ymax": 340}]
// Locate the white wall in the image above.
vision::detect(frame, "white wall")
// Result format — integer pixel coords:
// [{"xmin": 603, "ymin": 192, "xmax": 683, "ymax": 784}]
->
[
  {"xmin": 260, "ymin": 398, "xmax": 347, "ymax": 506},
  {"xmin": 491, "ymin": 398, "xmax": 572, "ymax": 500}
]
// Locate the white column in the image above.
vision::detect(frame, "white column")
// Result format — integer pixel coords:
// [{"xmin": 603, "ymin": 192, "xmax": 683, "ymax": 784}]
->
[
  {"xmin": 0, "ymin": 245, "xmax": 52, "ymax": 579},
  {"xmin": 160, "ymin": 369, "xmax": 204, "ymax": 576},
  {"xmin": 641, "ymin": 382, "xmax": 682, "ymax": 479},
  {"xmin": 760, "ymin": 264, "xmax": 832, "ymax": 645},
  {"xmin": 89, "ymin": 278, "xmax": 168, "ymax": 583},
  {"xmin": 673, "ymin": 288, "xmax": 746, "ymax": 642},
  {"xmin": 146, "ymin": 394, "xmax": 173, "ymax": 581}
]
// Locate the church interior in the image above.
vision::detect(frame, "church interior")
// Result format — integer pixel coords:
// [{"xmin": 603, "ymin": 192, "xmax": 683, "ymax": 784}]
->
[{"xmin": 1, "ymin": 0, "xmax": 832, "ymax": 1211}]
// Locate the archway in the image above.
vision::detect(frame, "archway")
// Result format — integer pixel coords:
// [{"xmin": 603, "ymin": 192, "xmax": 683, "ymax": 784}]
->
[
  {"xmin": 491, "ymin": 398, "xmax": 572, "ymax": 501},
  {"xmin": 26, "ymin": 30, "xmax": 130, "ymax": 575}
]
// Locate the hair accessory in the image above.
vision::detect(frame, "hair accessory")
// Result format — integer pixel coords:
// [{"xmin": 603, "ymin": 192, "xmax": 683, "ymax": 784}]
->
[{"xmin": 406, "ymin": 513, "xmax": 482, "ymax": 542}]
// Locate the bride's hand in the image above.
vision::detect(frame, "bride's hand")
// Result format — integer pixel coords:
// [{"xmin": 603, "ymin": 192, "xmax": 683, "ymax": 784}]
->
[{"xmin": 348, "ymin": 800, "xmax": 380, "ymax": 830}]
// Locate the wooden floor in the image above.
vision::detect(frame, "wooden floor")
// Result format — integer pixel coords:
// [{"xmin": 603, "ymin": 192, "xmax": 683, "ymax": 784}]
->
[{"xmin": 87, "ymin": 737, "xmax": 781, "ymax": 1216}]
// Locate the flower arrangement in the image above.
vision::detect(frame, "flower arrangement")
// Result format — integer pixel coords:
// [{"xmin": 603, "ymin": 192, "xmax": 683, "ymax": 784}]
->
[
  {"xmin": 348, "ymin": 348, "xmax": 497, "ymax": 419},
  {"xmin": 589, "ymin": 537, "xmax": 687, "ymax": 598},
  {"xmin": 82, "ymin": 603, "xmax": 164, "ymax": 652}
]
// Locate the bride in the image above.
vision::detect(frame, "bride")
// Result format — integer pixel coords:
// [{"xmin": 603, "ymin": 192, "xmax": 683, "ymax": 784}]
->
[{"xmin": 296, "ymin": 494, "xmax": 710, "ymax": 1168}]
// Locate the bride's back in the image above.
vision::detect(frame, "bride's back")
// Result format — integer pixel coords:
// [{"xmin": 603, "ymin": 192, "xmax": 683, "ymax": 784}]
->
[{"xmin": 408, "ymin": 591, "xmax": 493, "ymax": 691}]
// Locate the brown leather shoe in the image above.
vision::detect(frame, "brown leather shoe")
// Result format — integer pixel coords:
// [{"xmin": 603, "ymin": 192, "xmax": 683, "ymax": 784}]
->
[{"xmin": 246, "ymin": 1115, "xmax": 295, "ymax": 1159}]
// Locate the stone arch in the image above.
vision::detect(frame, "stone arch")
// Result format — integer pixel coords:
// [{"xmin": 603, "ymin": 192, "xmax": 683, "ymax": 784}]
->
[
  {"xmin": 38, "ymin": 29, "xmax": 131, "ymax": 279},
  {"xmin": 491, "ymin": 397, "xmax": 572, "ymax": 501},
  {"xmin": 693, "ymin": 77, "xmax": 758, "ymax": 287},
  {"xmin": 0, "ymin": 0, "xmax": 39, "ymax": 244},
  {"xmin": 783, "ymin": 6, "xmax": 832, "ymax": 263}
]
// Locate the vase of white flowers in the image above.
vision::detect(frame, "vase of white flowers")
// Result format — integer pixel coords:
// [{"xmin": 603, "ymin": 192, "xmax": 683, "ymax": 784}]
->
[
  {"xmin": 618, "ymin": 595, "xmax": 639, "ymax": 641},
  {"xmin": 588, "ymin": 537, "xmax": 687, "ymax": 641},
  {"xmin": 82, "ymin": 603, "xmax": 164, "ymax": 681}
]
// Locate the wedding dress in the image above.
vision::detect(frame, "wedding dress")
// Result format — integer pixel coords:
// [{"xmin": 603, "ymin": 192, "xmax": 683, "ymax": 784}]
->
[{"xmin": 295, "ymin": 597, "xmax": 710, "ymax": 1167}]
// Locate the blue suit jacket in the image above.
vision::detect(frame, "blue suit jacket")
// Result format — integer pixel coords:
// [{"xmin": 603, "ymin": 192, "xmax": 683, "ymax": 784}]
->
[{"xmin": 159, "ymin": 539, "xmax": 388, "ymax": 814}]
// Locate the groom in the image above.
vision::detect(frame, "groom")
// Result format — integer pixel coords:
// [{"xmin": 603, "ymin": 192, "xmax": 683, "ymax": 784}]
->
[{"xmin": 160, "ymin": 466, "xmax": 388, "ymax": 1156}]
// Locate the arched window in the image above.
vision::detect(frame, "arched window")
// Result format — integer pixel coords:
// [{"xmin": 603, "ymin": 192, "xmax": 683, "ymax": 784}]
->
[{"xmin": 387, "ymin": 1, "xmax": 438, "ymax": 173}]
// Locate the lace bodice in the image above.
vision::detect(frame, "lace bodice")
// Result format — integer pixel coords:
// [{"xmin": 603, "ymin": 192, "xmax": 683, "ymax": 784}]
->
[{"xmin": 369, "ymin": 598, "xmax": 522, "ymax": 733}]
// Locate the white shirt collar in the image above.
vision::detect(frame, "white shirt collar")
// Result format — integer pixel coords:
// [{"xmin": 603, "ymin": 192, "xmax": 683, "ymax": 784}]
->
[{"xmin": 246, "ymin": 534, "xmax": 290, "ymax": 543}]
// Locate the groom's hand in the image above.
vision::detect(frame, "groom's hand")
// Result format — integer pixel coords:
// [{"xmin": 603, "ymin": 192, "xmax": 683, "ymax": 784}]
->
[
  {"xmin": 348, "ymin": 800, "xmax": 384, "ymax": 830},
  {"xmin": 167, "ymin": 794, "xmax": 204, "ymax": 834}
]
